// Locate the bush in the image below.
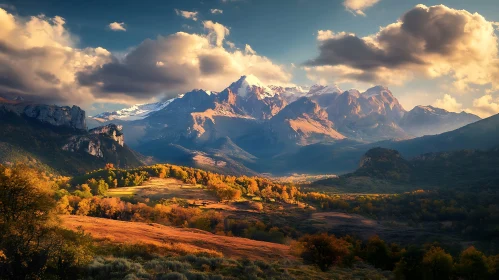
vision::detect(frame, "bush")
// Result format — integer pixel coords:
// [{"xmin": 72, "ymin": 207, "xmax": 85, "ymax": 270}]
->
[
  {"xmin": 159, "ymin": 272, "xmax": 188, "ymax": 280},
  {"xmin": 295, "ymin": 233, "xmax": 351, "ymax": 271}
]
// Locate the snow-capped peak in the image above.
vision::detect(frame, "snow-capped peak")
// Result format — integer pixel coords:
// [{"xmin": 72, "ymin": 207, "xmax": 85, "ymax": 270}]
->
[
  {"xmin": 242, "ymin": 74, "xmax": 266, "ymax": 88},
  {"xmin": 91, "ymin": 98, "xmax": 176, "ymax": 121},
  {"xmin": 308, "ymin": 84, "xmax": 342, "ymax": 95},
  {"xmin": 229, "ymin": 75, "xmax": 276, "ymax": 99}
]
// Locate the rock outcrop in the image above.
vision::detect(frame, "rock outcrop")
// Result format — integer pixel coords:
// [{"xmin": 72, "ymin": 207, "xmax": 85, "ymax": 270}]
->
[
  {"xmin": 62, "ymin": 136, "xmax": 104, "ymax": 157},
  {"xmin": 63, "ymin": 124, "xmax": 125, "ymax": 158},
  {"xmin": 90, "ymin": 124, "xmax": 125, "ymax": 147}
]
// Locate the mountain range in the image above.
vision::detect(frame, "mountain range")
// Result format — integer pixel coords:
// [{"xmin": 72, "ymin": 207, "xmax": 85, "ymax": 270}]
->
[
  {"xmin": 86, "ymin": 75, "xmax": 481, "ymax": 175},
  {"xmin": 0, "ymin": 74, "xmax": 487, "ymax": 176}
]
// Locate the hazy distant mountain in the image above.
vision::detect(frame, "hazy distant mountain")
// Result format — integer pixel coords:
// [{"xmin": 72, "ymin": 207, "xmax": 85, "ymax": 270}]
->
[
  {"xmin": 384, "ymin": 112, "xmax": 499, "ymax": 157},
  {"xmin": 399, "ymin": 105, "xmax": 481, "ymax": 136}
]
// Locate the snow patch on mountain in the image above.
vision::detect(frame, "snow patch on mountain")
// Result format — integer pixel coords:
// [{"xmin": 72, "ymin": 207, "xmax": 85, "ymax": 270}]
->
[
  {"xmin": 308, "ymin": 84, "xmax": 343, "ymax": 95},
  {"xmin": 92, "ymin": 98, "xmax": 175, "ymax": 121}
]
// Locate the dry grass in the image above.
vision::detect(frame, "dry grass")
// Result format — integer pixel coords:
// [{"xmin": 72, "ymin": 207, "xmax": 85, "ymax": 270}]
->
[
  {"xmin": 62, "ymin": 215, "xmax": 295, "ymax": 261},
  {"xmin": 107, "ymin": 178, "xmax": 218, "ymax": 202}
]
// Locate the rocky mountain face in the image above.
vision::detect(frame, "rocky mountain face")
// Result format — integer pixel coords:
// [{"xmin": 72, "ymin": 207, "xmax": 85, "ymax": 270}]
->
[
  {"xmin": 227, "ymin": 75, "xmax": 287, "ymax": 119},
  {"xmin": 399, "ymin": 105, "xmax": 481, "ymax": 136},
  {"xmin": 0, "ymin": 102, "xmax": 86, "ymax": 130},
  {"xmin": 268, "ymin": 97, "xmax": 345, "ymax": 145},
  {"xmin": 309, "ymin": 86, "xmax": 408, "ymax": 142}
]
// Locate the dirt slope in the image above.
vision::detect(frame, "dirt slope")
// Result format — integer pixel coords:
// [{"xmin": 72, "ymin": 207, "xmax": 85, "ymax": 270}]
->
[{"xmin": 62, "ymin": 215, "xmax": 294, "ymax": 261}]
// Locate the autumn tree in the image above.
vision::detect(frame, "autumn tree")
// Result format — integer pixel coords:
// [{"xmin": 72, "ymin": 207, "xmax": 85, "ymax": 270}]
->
[
  {"xmin": 296, "ymin": 233, "xmax": 351, "ymax": 271},
  {"xmin": 0, "ymin": 165, "xmax": 58, "ymax": 278},
  {"xmin": 394, "ymin": 246, "xmax": 425, "ymax": 280},
  {"xmin": 104, "ymin": 163, "xmax": 115, "ymax": 170},
  {"xmin": 0, "ymin": 165, "xmax": 94, "ymax": 279},
  {"xmin": 455, "ymin": 246, "xmax": 490, "ymax": 280},
  {"xmin": 421, "ymin": 246, "xmax": 453, "ymax": 280},
  {"xmin": 365, "ymin": 235, "xmax": 394, "ymax": 270}
]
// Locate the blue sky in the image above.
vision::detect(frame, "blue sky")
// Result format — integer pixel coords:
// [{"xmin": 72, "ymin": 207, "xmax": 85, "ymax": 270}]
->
[{"xmin": 1, "ymin": 0, "xmax": 499, "ymax": 116}]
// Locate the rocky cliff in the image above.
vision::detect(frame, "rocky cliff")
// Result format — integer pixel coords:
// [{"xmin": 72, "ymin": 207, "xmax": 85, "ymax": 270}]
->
[
  {"xmin": 63, "ymin": 124, "xmax": 126, "ymax": 158},
  {"xmin": 62, "ymin": 136, "xmax": 104, "ymax": 157},
  {"xmin": 89, "ymin": 124, "xmax": 125, "ymax": 147},
  {"xmin": 0, "ymin": 102, "xmax": 87, "ymax": 130}
]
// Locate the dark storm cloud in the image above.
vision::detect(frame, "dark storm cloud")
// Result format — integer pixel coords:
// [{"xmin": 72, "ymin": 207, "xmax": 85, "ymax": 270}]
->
[
  {"xmin": 199, "ymin": 54, "xmax": 229, "ymax": 75},
  {"xmin": 306, "ymin": 34, "xmax": 423, "ymax": 69}
]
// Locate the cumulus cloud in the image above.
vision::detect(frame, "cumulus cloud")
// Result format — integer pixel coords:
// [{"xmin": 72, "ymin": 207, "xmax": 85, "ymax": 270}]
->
[
  {"xmin": 77, "ymin": 31, "xmax": 291, "ymax": 102},
  {"xmin": 306, "ymin": 5, "xmax": 499, "ymax": 92},
  {"xmin": 108, "ymin": 22, "xmax": 126, "ymax": 31},
  {"xmin": 175, "ymin": 9, "xmax": 198, "ymax": 21},
  {"xmin": 433, "ymin": 94, "xmax": 463, "ymax": 112},
  {"xmin": 211, "ymin": 9, "xmax": 223, "ymax": 14},
  {"xmin": 0, "ymin": 8, "xmax": 291, "ymax": 107},
  {"xmin": 343, "ymin": 0, "xmax": 380, "ymax": 16},
  {"xmin": 468, "ymin": 94, "xmax": 499, "ymax": 117},
  {"xmin": 76, "ymin": 23, "xmax": 290, "ymax": 102},
  {"xmin": 203, "ymin": 20, "xmax": 229, "ymax": 47},
  {"xmin": 0, "ymin": 8, "xmax": 111, "ymax": 105}
]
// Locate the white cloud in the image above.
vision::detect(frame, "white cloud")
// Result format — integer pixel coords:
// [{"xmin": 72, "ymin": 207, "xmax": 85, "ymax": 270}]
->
[
  {"xmin": 108, "ymin": 22, "xmax": 126, "ymax": 31},
  {"xmin": 225, "ymin": 41, "xmax": 236, "ymax": 49},
  {"xmin": 210, "ymin": 9, "xmax": 223, "ymax": 14},
  {"xmin": 203, "ymin": 20, "xmax": 229, "ymax": 47},
  {"xmin": 175, "ymin": 9, "xmax": 198, "ymax": 21},
  {"xmin": 467, "ymin": 94, "xmax": 499, "ymax": 117},
  {"xmin": 316, "ymin": 30, "xmax": 355, "ymax": 41},
  {"xmin": 306, "ymin": 5, "xmax": 499, "ymax": 94},
  {"xmin": 0, "ymin": 7, "xmax": 292, "ymax": 107},
  {"xmin": 343, "ymin": 0, "xmax": 380, "ymax": 16},
  {"xmin": 0, "ymin": 8, "xmax": 111, "ymax": 106},
  {"xmin": 433, "ymin": 94, "xmax": 463, "ymax": 112},
  {"xmin": 244, "ymin": 44, "xmax": 256, "ymax": 55}
]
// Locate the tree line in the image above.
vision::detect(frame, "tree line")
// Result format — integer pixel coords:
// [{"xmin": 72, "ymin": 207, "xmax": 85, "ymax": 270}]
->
[{"xmin": 294, "ymin": 232, "xmax": 499, "ymax": 279}]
